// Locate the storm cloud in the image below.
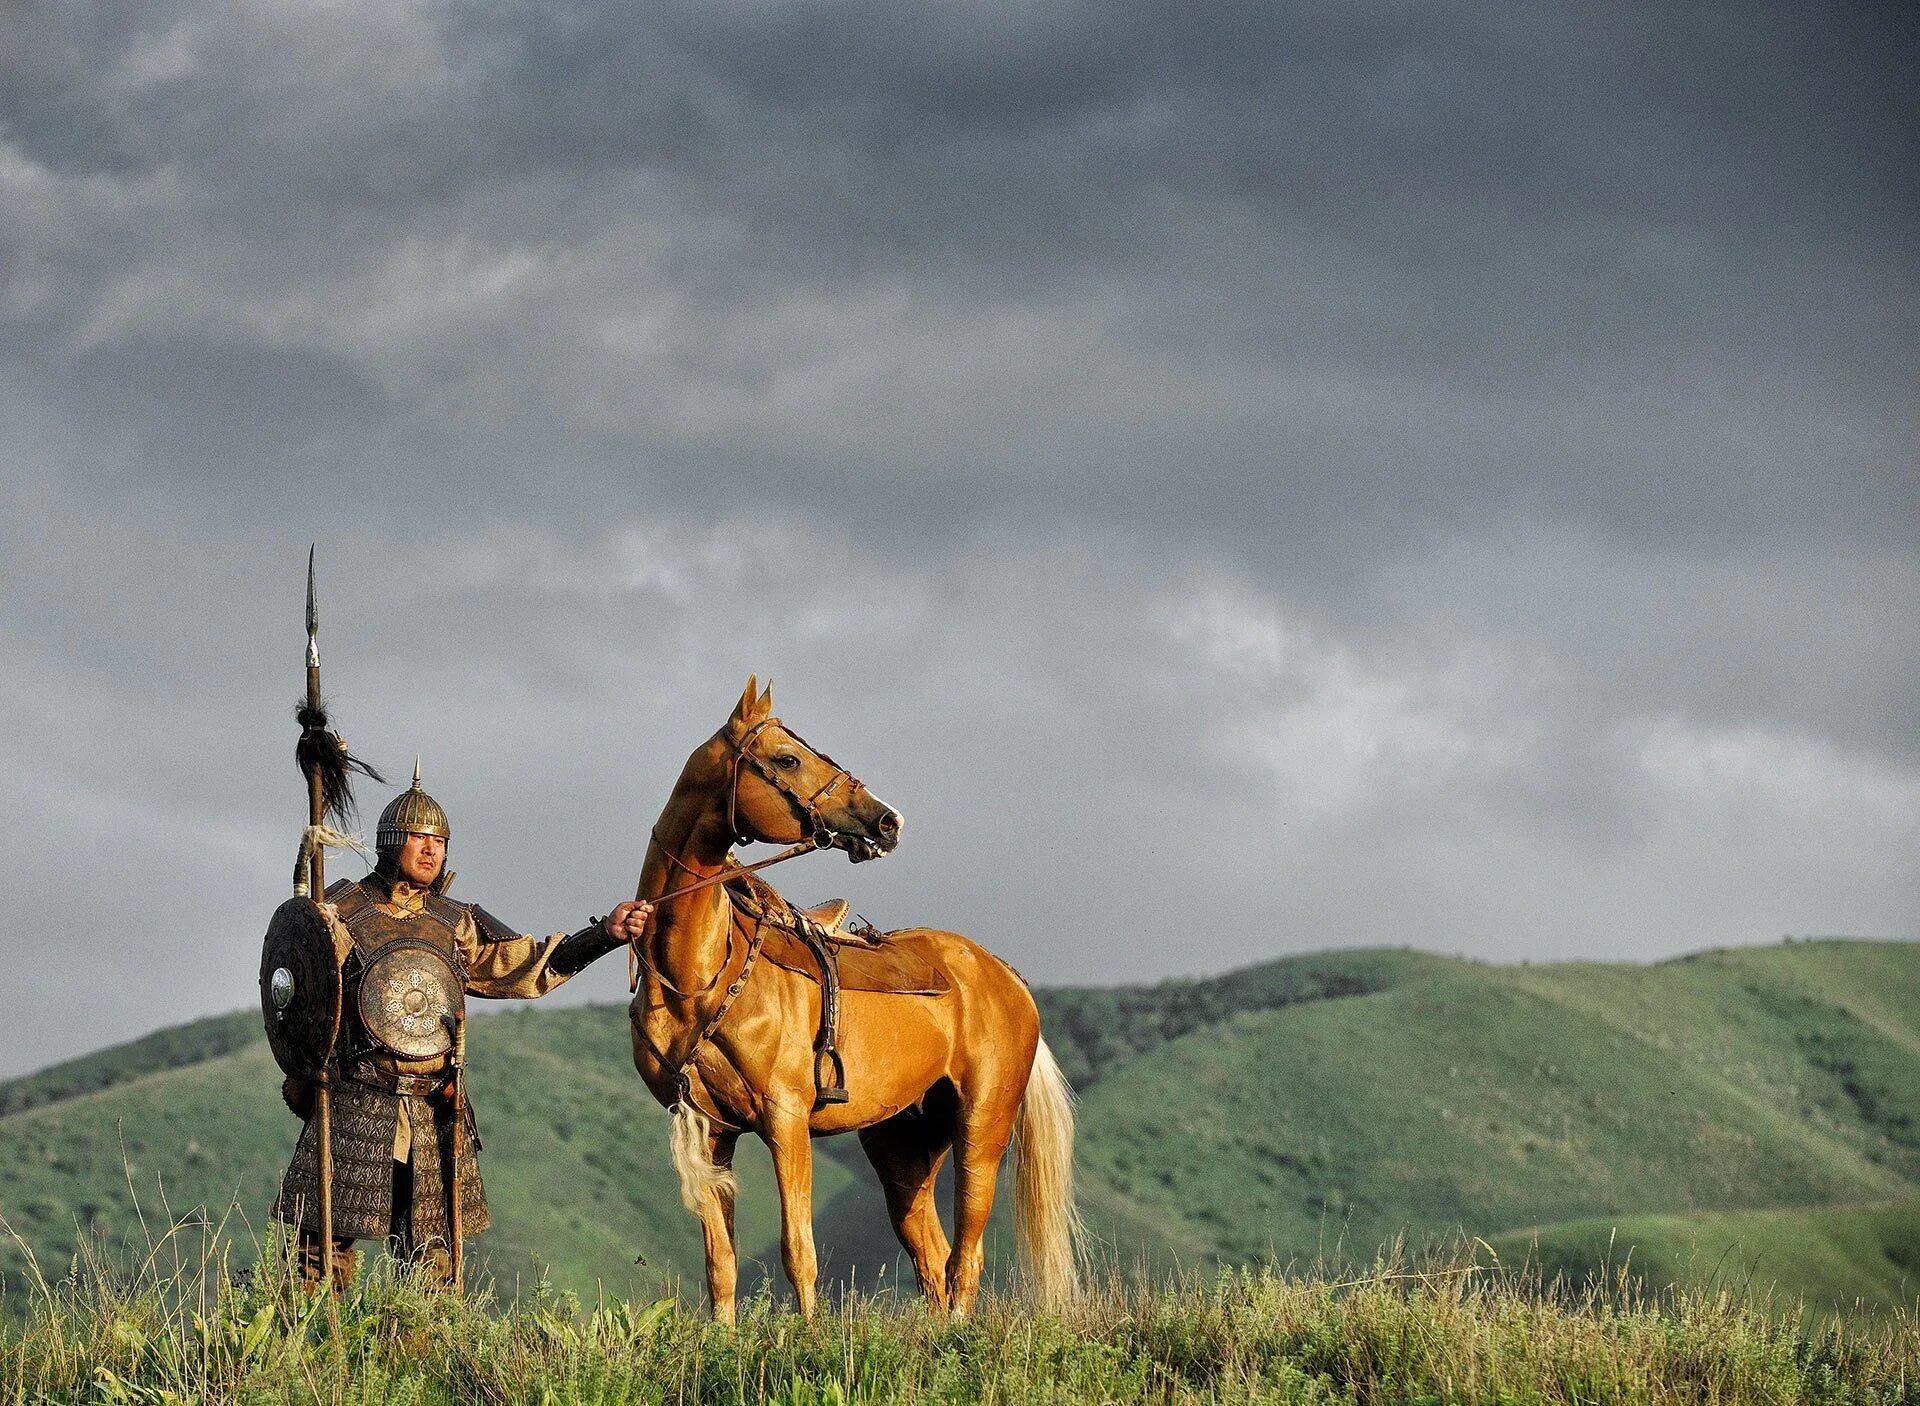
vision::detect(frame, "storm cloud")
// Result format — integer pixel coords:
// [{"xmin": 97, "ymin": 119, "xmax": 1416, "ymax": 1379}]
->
[{"xmin": 0, "ymin": 0, "xmax": 1914, "ymax": 1075}]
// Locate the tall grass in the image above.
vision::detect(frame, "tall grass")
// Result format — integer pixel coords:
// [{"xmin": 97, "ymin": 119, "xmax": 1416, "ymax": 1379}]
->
[{"xmin": 3, "ymin": 1214, "xmax": 1915, "ymax": 1404}]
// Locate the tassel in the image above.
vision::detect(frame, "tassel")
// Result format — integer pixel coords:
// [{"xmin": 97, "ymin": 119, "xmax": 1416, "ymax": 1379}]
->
[{"xmin": 295, "ymin": 696, "xmax": 384, "ymax": 827}]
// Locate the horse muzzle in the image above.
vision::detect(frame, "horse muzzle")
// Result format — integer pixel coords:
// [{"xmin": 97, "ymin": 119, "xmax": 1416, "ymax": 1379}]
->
[{"xmin": 833, "ymin": 804, "xmax": 901, "ymax": 863}]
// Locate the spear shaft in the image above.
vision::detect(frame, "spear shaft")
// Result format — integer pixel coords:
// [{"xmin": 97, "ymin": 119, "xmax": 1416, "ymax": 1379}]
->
[{"xmin": 302, "ymin": 547, "xmax": 338, "ymax": 1284}]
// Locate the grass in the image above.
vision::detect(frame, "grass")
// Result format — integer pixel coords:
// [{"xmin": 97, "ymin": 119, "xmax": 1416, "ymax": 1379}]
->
[
  {"xmin": 4, "ymin": 1215, "xmax": 1917, "ymax": 1405},
  {"xmin": 1494, "ymin": 1202, "xmax": 1920, "ymax": 1321}
]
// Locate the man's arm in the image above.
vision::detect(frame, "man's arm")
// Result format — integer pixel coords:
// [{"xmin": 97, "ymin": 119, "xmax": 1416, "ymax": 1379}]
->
[{"xmin": 456, "ymin": 901, "xmax": 651, "ymax": 998}]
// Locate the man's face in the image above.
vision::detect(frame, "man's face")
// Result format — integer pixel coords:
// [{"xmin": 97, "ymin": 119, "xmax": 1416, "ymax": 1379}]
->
[{"xmin": 395, "ymin": 831, "xmax": 446, "ymax": 887}]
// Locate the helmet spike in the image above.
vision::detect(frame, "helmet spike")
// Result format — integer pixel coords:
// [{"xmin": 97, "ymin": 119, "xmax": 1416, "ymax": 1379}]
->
[{"xmin": 412, "ymin": 756, "xmax": 423, "ymax": 788}]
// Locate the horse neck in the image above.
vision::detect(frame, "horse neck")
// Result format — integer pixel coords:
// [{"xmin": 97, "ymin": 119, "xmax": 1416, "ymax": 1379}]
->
[{"xmin": 637, "ymin": 748, "xmax": 738, "ymax": 996}]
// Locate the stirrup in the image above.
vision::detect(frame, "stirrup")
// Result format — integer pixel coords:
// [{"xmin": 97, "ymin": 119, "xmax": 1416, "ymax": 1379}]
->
[{"xmin": 813, "ymin": 1046, "xmax": 849, "ymax": 1108}]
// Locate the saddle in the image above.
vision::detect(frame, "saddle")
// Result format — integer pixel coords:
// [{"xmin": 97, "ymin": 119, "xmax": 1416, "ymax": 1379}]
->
[
  {"xmin": 727, "ymin": 879, "xmax": 949, "ymax": 1108},
  {"xmin": 761, "ymin": 901, "xmax": 952, "ymax": 997}
]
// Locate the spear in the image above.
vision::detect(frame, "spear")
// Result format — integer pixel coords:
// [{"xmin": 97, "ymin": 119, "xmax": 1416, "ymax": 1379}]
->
[{"xmin": 293, "ymin": 548, "xmax": 381, "ymax": 1288}]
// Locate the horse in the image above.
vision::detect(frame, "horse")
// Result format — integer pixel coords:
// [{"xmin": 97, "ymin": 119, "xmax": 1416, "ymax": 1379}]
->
[{"xmin": 626, "ymin": 677, "xmax": 1083, "ymax": 1322}]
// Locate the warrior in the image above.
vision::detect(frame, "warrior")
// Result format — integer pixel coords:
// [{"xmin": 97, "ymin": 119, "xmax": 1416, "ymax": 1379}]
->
[{"xmin": 272, "ymin": 763, "xmax": 650, "ymax": 1292}]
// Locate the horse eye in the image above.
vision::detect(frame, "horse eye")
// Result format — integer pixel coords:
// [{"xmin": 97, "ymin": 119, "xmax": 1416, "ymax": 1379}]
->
[{"xmin": 776, "ymin": 753, "xmax": 800, "ymax": 770}]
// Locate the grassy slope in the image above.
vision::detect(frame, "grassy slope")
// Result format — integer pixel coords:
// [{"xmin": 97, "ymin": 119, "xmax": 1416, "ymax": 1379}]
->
[
  {"xmin": 1491, "ymin": 1200, "xmax": 1920, "ymax": 1317},
  {"xmin": 795, "ymin": 949, "xmax": 1451, "ymax": 1288},
  {"xmin": 4, "ymin": 939, "xmax": 1917, "ymax": 1314},
  {"xmin": 0, "ymin": 1012, "xmax": 260, "ymax": 1119},
  {"xmin": 0, "ymin": 1006, "xmax": 852, "ymax": 1305},
  {"xmin": 1066, "ymin": 939, "xmax": 1920, "ymax": 1307},
  {"xmin": 13, "ymin": 1255, "xmax": 1918, "ymax": 1405},
  {"xmin": 0, "ymin": 948, "xmax": 1444, "ymax": 1304}
]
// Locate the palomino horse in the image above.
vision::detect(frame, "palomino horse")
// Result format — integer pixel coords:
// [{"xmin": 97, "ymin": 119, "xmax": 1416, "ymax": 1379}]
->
[{"xmin": 627, "ymin": 677, "xmax": 1082, "ymax": 1322}]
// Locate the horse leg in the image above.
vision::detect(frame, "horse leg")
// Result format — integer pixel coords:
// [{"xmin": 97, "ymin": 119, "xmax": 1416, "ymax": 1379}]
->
[
  {"xmin": 946, "ymin": 1101, "xmax": 1018, "ymax": 1319},
  {"xmin": 767, "ymin": 1111, "xmax": 820, "ymax": 1317},
  {"xmin": 698, "ymin": 1131, "xmax": 740, "ymax": 1325},
  {"xmin": 858, "ymin": 1113, "xmax": 953, "ymax": 1309}
]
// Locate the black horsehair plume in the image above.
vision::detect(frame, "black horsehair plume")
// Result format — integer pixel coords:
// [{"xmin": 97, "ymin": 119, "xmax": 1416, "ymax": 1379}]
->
[{"xmin": 295, "ymin": 695, "xmax": 386, "ymax": 827}]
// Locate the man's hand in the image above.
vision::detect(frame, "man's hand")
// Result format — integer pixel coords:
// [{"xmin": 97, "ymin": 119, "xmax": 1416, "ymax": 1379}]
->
[{"xmin": 602, "ymin": 900, "xmax": 653, "ymax": 943}]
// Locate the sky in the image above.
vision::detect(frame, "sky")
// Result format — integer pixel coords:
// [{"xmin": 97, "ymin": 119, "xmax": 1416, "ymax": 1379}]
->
[{"xmin": 0, "ymin": 0, "xmax": 1914, "ymax": 1078}]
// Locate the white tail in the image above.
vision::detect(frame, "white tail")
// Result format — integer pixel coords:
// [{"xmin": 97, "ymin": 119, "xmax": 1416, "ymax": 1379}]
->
[
  {"xmin": 668, "ymin": 1100, "xmax": 736, "ymax": 1215},
  {"xmin": 1013, "ymin": 1038, "xmax": 1086, "ymax": 1310}
]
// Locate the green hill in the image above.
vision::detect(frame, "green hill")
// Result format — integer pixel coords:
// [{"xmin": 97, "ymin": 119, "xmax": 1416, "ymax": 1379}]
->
[
  {"xmin": 0, "ymin": 1011, "xmax": 261, "ymax": 1119},
  {"xmin": 3, "ymin": 939, "xmax": 1917, "ymax": 1316},
  {"xmin": 1067, "ymin": 943, "xmax": 1920, "ymax": 1271},
  {"xmin": 1491, "ymin": 1200, "xmax": 1920, "ymax": 1318}
]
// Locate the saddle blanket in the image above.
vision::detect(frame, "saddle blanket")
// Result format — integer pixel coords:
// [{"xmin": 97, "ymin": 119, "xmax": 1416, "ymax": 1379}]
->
[{"xmin": 761, "ymin": 927, "xmax": 952, "ymax": 997}]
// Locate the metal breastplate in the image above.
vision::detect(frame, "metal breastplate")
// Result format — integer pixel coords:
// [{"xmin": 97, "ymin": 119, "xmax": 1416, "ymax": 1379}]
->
[{"xmin": 332, "ymin": 881, "xmax": 467, "ymax": 1061}]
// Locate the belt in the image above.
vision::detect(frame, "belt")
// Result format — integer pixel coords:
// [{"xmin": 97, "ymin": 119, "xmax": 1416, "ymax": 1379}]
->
[{"xmin": 343, "ymin": 1060, "xmax": 452, "ymax": 1098}]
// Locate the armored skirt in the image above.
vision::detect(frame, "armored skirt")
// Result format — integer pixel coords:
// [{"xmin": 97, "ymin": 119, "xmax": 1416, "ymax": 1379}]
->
[{"xmin": 273, "ymin": 1081, "xmax": 488, "ymax": 1245}]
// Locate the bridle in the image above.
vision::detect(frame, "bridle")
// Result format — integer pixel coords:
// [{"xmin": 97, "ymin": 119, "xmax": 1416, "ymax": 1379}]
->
[
  {"xmin": 628, "ymin": 718, "xmax": 879, "ymax": 1120},
  {"xmin": 726, "ymin": 716, "xmax": 863, "ymax": 852},
  {"xmin": 627, "ymin": 717, "xmax": 877, "ymax": 994}
]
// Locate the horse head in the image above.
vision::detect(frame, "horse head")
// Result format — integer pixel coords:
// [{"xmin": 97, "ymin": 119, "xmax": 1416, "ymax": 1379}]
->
[{"xmin": 720, "ymin": 676, "xmax": 901, "ymax": 863}]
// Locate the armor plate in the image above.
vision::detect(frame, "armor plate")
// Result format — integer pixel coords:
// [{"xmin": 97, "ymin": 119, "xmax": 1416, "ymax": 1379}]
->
[
  {"xmin": 260, "ymin": 897, "xmax": 342, "ymax": 1079},
  {"xmin": 357, "ymin": 938, "xmax": 463, "ymax": 1058}
]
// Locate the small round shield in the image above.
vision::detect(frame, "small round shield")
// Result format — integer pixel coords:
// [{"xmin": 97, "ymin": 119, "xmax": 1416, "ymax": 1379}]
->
[
  {"xmin": 260, "ymin": 897, "xmax": 342, "ymax": 1080},
  {"xmin": 358, "ymin": 940, "xmax": 463, "ymax": 1059}
]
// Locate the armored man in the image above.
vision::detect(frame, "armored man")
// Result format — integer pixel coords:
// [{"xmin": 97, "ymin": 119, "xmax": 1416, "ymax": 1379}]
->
[{"xmin": 273, "ymin": 764, "xmax": 649, "ymax": 1290}]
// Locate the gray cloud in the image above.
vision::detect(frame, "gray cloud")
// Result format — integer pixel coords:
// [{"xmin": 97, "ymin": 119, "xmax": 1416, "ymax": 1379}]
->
[{"xmin": 0, "ymin": 0, "xmax": 1914, "ymax": 1075}]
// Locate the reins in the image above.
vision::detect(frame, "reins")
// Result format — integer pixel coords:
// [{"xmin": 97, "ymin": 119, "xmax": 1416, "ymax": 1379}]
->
[{"xmin": 625, "ymin": 833, "xmax": 823, "ymax": 994}]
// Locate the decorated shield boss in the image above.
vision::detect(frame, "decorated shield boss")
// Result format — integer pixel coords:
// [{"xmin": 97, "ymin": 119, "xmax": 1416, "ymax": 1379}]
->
[
  {"xmin": 260, "ymin": 897, "xmax": 342, "ymax": 1080},
  {"xmin": 358, "ymin": 939, "xmax": 463, "ymax": 1059}
]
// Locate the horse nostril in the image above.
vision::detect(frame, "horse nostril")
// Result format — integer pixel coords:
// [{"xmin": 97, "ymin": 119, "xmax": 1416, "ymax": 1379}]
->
[{"xmin": 878, "ymin": 810, "xmax": 901, "ymax": 837}]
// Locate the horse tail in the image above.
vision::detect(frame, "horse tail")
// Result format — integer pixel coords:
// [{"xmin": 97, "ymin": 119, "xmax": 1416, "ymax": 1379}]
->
[
  {"xmin": 668, "ymin": 1099, "xmax": 736, "ymax": 1216},
  {"xmin": 1013, "ymin": 1037, "xmax": 1086, "ymax": 1310}
]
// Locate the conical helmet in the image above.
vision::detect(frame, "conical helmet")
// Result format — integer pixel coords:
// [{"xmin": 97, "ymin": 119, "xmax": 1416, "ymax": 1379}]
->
[{"xmin": 377, "ymin": 758, "xmax": 450, "ymax": 849}]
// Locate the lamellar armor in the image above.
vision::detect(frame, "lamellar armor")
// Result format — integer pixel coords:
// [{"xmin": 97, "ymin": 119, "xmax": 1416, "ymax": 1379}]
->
[
  {"xmin": 274, "ymin": 873, "xmax": 487, "ymax": 1247},
  {"xmin": 334, "ymin": 882, "xmax": 466, "ymax": 1065},
  {"xmin": 274, "ymin": 867, "xmax": 627, "ymax": 1247}
]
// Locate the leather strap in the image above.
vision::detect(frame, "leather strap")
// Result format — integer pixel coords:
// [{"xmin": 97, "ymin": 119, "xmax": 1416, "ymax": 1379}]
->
[
  {"xmin": 727, "ymin": 717, "xmax": 860, "ymax": 848},
  {"xmin": 342, "ymin": 1060, "xmax": 451, "ymax": 1098}
]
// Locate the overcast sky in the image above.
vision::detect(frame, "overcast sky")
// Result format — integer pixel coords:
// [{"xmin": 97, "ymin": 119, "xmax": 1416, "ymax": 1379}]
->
[{"xmin": 1, "ymin": 0, "xmax": 1914, "ymax": 1078}]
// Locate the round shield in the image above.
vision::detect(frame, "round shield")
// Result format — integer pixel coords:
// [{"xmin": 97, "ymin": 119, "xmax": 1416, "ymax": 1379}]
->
[
  {"xmin": 260, "ymin": 896, "xmax": 342, "ymax": 1079},
  {"xmin": 358, "ymin": 940, "xmax": 463, "ymax": 1059}
]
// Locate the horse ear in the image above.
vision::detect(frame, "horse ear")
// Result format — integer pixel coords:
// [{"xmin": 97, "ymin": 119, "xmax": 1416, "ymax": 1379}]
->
[
  {"xmin": 731, "ymin": 675, "xmax": 759, "ymax": 727},
  {"xmin": 751, "ymin": 679, "xmax": 774, "ymax": 723}
]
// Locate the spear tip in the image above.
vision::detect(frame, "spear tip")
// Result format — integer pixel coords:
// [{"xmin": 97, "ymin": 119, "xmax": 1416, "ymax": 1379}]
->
[{"xmin": 304, "ymin": 548, "xmax": 321, "ymax": 668}]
